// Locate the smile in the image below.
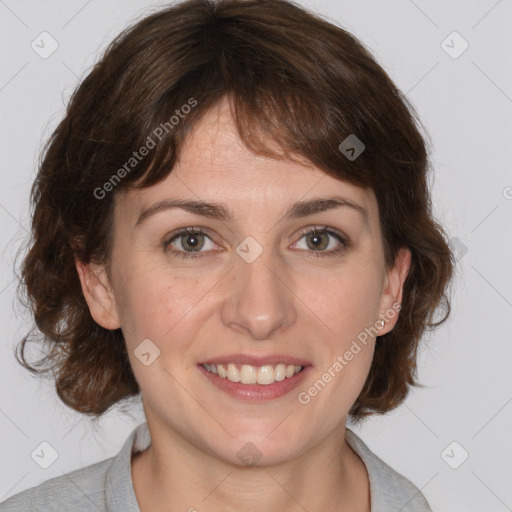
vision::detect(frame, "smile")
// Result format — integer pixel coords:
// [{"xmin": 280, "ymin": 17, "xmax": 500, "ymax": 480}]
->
[
  {"xmin": 198, "ymin": 358, "xmax": 311, "ymax": 402},
  {"xmin": 202, "ymin": 363, "xmax": 303, "ymax": 385}
]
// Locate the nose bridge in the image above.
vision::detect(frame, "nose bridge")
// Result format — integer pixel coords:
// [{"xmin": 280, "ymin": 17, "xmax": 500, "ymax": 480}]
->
[{"xmin": 220, "ymin": 241, "xmax": 297, "ymax": 340}]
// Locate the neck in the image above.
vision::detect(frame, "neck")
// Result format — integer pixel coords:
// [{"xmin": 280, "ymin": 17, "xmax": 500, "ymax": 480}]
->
[{"xmin": 131, "ymin": 421, "xmax": 370, "ymax": 512}]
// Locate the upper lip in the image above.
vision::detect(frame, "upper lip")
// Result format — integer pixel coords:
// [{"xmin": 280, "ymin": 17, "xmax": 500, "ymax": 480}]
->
[{"xmin": 198, "ymin": 354, "xmax": 312, "ymax": 367}]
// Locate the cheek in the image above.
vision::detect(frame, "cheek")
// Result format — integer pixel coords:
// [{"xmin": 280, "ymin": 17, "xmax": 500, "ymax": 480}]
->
[
  {"xmin": 112, "ymin": 264, "xmax": 163, "ymax": 335},
  {"xmin": 301, "ymin": 269, "xmax": 380, "ymax": 410},
  {"xmin": 299, "ymin": 263, "xmax": 383, "ymax": 341},
  {"xmin": 114, "ymin": 257, "xmax": 217, "ymax": 346}
]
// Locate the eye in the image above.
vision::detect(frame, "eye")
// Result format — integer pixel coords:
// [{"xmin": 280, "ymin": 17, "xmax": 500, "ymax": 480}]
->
[
  {"xmin": 291, "ymin": 226, "xmax": 350, "ymax": 257},
  {"xmin": 163, "ymin": 225, "xmax": 351, "ymax": 261},
  {"xmin": 163, "ymin": 227, "xmax": 219, "ymax": 260}
]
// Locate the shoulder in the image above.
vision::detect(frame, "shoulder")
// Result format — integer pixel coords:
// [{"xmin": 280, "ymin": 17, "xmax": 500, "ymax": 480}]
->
[
  {"xmin": 345, "ymin": 429, "xmax": 433, "ymax": 512},
  {"xmin": 0, "ymin": 457, "xmax": 114, "ymax": 512},
  {"xmin": 0, "ymin": 422, "xmax": 149, "ymax": 512}
]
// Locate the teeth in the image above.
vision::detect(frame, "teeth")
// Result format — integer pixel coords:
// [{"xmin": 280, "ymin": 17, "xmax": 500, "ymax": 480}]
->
[
  {"xmin": 240, "ymin": 364, "xmax": 257, "ymax": 384},
  {"xmin": 274, "ymin": 363, "xmax": 286, "ymax": 381},
  {"xmin": 226, "ymin": 363, "xmax": 240, "ymax": 383},
  {"xmin": 257, "ymin": 365, "xmax": 274, "ymax": 385},
  {"xmin": 202, "ymin": 362, "xmax": 304, "ymax": 385}
]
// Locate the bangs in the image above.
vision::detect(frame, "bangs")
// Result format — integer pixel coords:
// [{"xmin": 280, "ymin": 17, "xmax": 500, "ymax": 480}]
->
[{"xmin": 98, "ymin": 6, "xmax": 386, "ymax": 195}]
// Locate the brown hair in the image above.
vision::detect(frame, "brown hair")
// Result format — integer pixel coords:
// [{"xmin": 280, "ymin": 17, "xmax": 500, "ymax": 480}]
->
[{"xmin": 15, "ymin": 0, "xmax": 453, "ymax": 423}]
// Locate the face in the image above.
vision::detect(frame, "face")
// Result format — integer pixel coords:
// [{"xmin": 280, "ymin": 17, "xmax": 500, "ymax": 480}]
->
[{"xmin": 77, "ymin": 97, "xmax": 410, "ymax": 467}]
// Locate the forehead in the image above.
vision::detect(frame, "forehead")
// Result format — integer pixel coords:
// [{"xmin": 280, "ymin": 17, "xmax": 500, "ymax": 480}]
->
[{"xmin": 116, "ymin": 98, "xmax": 378, "ymax": 226}]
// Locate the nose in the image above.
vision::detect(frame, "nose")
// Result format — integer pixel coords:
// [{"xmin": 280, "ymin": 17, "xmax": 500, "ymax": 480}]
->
[{"xmin": 220, "ymin": 245, "xmax": 297, "ymax": 341}]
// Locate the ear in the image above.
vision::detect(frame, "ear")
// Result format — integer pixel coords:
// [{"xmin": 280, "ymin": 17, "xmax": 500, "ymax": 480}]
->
[
  {"xmin": 75, "ymin": 257, "xmax": 121, "ymax": 330},
  {"xmin": 377, "ymin": 247, "xmax": 411, "ymax": 335}
]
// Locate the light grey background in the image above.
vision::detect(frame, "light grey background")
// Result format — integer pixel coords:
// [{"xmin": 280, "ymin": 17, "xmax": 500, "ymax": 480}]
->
[{"xmin": 1, "ymin": 1, "xmax": 511, "ymax": 510}]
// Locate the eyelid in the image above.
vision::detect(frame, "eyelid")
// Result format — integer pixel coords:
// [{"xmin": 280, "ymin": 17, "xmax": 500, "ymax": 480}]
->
[
  {"xmin": 294, "ymin": 225, "xmax": 349, "ymax": 243},
  {"xmin": 291, "ymin": 226, "xmax": 351, "ymax": 255},
  {"xmin": 163, "ymin": 225, "xmax": 352, "ymax": 261},
  {"xmin": 164, "ymin": 226, "xmax": 222, "ymax": 250}
]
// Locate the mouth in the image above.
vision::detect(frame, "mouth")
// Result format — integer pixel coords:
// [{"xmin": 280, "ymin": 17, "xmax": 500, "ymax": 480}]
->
[
  {"xmin": 201, "ymin": 362, "xmax": 304, "ymax": 385},
  {"xmin": 197, "ymin": 355, "xmax": 311, "ymax": 402}
]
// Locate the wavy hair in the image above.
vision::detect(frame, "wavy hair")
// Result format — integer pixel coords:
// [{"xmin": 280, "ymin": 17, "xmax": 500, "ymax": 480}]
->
[{"xmin": 15, "ymin": 0, "xmax": 454, "ymax": 422}]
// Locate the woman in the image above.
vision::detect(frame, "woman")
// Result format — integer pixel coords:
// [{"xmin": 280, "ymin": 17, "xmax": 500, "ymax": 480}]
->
[{"xmin": 1, "ymin": 0, "xmax": 453, "ymax": 510}]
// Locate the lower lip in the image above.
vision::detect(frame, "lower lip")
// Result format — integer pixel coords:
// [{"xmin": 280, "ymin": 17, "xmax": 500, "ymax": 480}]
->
[{"xmin": 198, "ymin": 364, "xmax": 311, "ymax": 402}]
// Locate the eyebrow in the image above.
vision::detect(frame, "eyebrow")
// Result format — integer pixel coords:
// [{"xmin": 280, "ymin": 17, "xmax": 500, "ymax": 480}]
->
[{"xmin": 135, "ymin": 194, "xmax": 369, "ymax": 228}]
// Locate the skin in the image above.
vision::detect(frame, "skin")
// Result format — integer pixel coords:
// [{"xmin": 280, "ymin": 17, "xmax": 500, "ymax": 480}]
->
[{"xmin": 76, "ymin": 97, "xmax": 411, "ymax": 512}]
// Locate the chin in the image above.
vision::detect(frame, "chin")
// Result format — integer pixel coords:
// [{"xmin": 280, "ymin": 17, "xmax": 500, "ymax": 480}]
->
[{"xmin": 215, "ymin": 427, "xmax": 308, "ymax": 468}]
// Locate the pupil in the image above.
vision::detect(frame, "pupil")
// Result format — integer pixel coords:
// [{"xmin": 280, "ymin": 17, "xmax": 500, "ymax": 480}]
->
[
  {"xmin": 184, "ymin": 233, "xmax": 201, "ymax": 250},
  {"xmin": 309, "ymin": 231, "xmax": 327, "ymax": 250}
]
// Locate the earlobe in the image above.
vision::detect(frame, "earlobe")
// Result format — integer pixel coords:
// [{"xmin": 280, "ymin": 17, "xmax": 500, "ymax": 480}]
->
[
  {"xmin": 378, "ymin": 247, "xmax": 411, "ymax": 335},
  {"xmin": 74, "ymin": 257, "xmax": 121, "ymax": 330}
]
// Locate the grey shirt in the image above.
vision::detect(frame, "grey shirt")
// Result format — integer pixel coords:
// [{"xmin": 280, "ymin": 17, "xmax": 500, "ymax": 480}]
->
[{"xmin": 0, "ymin": 422, "xmax": 432, "ymax": 511}]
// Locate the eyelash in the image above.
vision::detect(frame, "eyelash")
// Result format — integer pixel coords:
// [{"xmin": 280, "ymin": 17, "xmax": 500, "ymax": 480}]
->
[{"xmin": 163, "ymin": 226, "xmax": 351, "ymax": 261}]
